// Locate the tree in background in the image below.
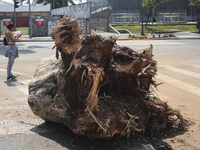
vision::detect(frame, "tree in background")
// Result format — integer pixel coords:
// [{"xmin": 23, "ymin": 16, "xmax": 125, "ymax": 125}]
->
[
  {"xmin": 188, "ymin": 0, "xmax": 200, "ymax": 9},
  {"xmin": 188, "ymin": 0, "xmax": 200, "ymax": 32},
  {"xmin": 142, "ymin": 0, "xmax": 173, "ymax": 28}
]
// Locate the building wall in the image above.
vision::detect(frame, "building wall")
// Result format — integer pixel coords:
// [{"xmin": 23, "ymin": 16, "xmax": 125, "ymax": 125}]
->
[
  {"xmin": 0, "ymin": 12, "xmax": 50, "ymax": 17},
  {"xmin": 108, "ymin": 0, "xmax": 199, "ymax": 17}
]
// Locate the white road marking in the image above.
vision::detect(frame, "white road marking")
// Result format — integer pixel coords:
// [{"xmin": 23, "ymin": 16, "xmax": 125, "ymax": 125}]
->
[
  {"xmin": 159, "ymin": 65, "xmax": 200, "ymax": 79},
  {"xmin": 142, "ymin": 143, "xmax": 156, "ymax": 150},
  {"xmin": 155, "ymin": 92, "xmax": 172, "ymax": 101},
  {"xmin": 156, "ymin": 73, "xmax": 200, "ymax": 97},
  {"xmin": 0, "ymin": 68, "xmax": 31, "ymax": 95},
  {"xmin": 10, "ymin": 80, "xmax": 30, "ymax": 95},
  {"xmin": 0, "ymin": 68, "xmax": 32, "ymax": 77},
  {"xmin": 191, "ymin": 64, "xmax": 200, "ymax": 69},
  {"xmin": 117, "ymin": 41, "xmax": 184, "ymax": 46},
  {"xmin": 16, "ymin": 86, "xmax": 29, "ymax": 95},
  {"xmin": 11, "ymin": 80, "xmax": 31, "ymax": 85},
  {"xmin": 0, "ymin": 119, "xmax": 52, "ymax": 135}
]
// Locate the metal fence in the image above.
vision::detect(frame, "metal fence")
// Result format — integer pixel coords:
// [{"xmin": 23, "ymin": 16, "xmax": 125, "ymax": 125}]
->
[
  {"xmin": 51, "ymin": 2, "xmax": 91, "ymax": 34},
  {"xmin": 156, "ymin": 10, "xmax": 187, "ymax": 23},
  {"xmin": 30, "ymin": 15, "xmax": 61, "ymax": 37},
  {"xmin": 0, "ymin": 16, "xmax": 29, "ymax": 37},
  {"xmin": 90, "ymin": 18, "xmax": 108, "ymax": 31},
  {"xmin": 90, "ymin": 0, "xmax": 110, "ymax": 32},
  {"xmin": 110, "ymin": 10, "xmax": 140, "ymax": 23},
  {"xmin": 91, "ymin": 0, "xmax": 110, "ymax": 18},
  {"xmin": 0, "ymin": 17, "xmax": 12, "ymax": 35}
]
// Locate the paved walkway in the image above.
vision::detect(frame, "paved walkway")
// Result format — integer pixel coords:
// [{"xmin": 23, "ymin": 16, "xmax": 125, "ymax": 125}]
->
[{"xmin": 0, "ymin": 31, "xmax": 200, "ymax": 42}]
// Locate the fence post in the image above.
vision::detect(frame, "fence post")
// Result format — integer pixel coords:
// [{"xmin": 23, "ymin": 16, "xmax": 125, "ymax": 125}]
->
[
  {"xmin": 199, "ymin": 21, "xmax": 200, "ymax": 33},
  {"xmin": 0, "ymin": 18, "xmax": 1, "ymax": 37}
]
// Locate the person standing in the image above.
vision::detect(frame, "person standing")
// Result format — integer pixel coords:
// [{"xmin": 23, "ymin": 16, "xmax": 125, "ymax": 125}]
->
[{"xmin": 4, "ymin": 23, "xmax": 22, "ymax": 80}]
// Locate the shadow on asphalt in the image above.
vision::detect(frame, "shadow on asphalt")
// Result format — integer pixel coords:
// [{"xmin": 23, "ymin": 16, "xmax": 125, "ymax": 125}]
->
[
  {"xmin": 29, "ymin": 121, "xmax": 150, "ymax": 150},
  {"xmin": 4, "ymin": 78, "xmax": 24, "ymax": 87},
  {"xmin": 0, "ymin": 45, "xmax": 36, "ymax": 56},
  {"xmin": 28, "ymin": 120, "xmax": 189, "ymax": 150},
  {"xmin": 27, "ymin": 45, "xmax": 46, "ymax": 48}
]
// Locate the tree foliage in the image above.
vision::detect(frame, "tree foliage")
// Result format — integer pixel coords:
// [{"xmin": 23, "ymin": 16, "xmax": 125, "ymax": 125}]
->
[
  {"xmin": 188, "ymin": 0, "xmax": 200, "ymax": 9},
  {"xmin": 142, "ymin": 0, "xmax": 172, "ymax": 9},
  {"xmin": 142, "ymin": 0, "xmax": 173, "ymax": 27}
]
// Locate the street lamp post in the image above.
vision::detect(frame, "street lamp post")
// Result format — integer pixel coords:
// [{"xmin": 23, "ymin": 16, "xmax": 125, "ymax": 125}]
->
[
  {"xmin": 151, "ymin": 0, "xmax": 154, "ymax": 35},
  {"xmin": 14, "ymin": 5, "xmax": 16, "ymax": 27},
  {"xmin": 141, "ymin": 13, "xmax": 144, "ymax": 35},
  {"xmin": 62, "ymin": 0, "xmax": 65, "ymax": 7},
  {"xmin": 53, "ymin": 0, "xmax": 55, "ymax": 9},
  {"xmin": 29, "ymin": 0, "xmax": 31, "ymax": 38}
]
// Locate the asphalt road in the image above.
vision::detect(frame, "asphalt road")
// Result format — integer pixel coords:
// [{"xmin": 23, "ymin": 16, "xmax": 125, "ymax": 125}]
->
[{"xmin": 0, "ymin": 39, "xmax": 200, "ymax": 149}]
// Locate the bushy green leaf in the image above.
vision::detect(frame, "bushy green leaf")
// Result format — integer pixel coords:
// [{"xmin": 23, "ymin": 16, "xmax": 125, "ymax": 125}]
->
[{"xmin": 188, "ymin": 0, "xmax": 200, "ymax": 9}]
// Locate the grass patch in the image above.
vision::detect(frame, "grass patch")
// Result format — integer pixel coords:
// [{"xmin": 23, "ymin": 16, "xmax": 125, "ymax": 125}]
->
[
  {"xmin": 1, "ymin": 27, "xmax": 29, "ymax": 35},
  {"xmin": 113, "ymin": 25, "xmax": 197, "ymax": 33}
]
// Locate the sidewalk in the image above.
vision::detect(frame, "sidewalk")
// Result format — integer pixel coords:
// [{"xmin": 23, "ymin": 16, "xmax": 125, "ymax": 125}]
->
[
  {"xmin": 0, "ymin": 35, "xmax": 53, "ymax": 42},
  {"xmin": 0, "ymin": 31, "xmax": 200, "ymax": 42}
]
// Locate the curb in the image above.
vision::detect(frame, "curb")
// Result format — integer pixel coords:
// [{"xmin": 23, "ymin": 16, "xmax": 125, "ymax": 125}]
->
[
  {"xmin": 0, "ymin": 39, "xmax": 54, "ymax": 42},
  {"xmin": 156, "ymin": 37, "xmax": 200, "ymax": 40},
  {"xmin": 0, "ymin": 37, "xmax": 200, "ymax": 43}
]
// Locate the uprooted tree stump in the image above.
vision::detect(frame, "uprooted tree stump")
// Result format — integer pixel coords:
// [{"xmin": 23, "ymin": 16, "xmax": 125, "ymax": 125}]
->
[{"xmin": 28, "ymin": 16, "xmax": 186, "ymax": 139}]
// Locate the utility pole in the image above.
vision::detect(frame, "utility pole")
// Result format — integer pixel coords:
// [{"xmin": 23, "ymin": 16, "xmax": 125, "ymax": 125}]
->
[
  {"xmin": 62, "ymin": 0, "xmax": 65, "ymax": 7},
  {"xmin": 53, "ymin": 0, "xmax": 55, "ymax": 9},
  {"xmin": 29, "ymin": 0, "xmax": 31, "ymax": 38},
  {"xmin": 141, "ymin": 13, "xmax": 144, "ymax": 35},
  {"xmin": 14, "ymin": 5, "xmax": 16, "ymax": 27},
  {"xmin": 14, "ymin": 0, "xmax": 19, "ymax": 27},
  {"xmin": 199, "ymin": 20, "xmax": 200, "ymax": 33},
  {"xmin": 0, "ymin": 20, "xmax": 1, "ymax": 37},
  {"xmin": 151, "ymin": 0, "xmax": 154, "ymax": 35}
]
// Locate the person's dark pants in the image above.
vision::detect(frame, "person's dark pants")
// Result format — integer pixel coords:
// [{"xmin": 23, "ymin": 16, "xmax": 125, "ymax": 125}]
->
[{"xmin": 7, "ymin": 53, "xmax": 15, "ymax": 78}]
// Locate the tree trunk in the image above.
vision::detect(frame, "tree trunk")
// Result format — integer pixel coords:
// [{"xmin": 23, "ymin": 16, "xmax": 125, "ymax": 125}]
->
[
  {"xmin": 145, "ymin": 5, "xmax": 154, "ymax": 29},
  {"xmin": 199, "ymin": 21, "xmax": 200, "ymax": 33}
]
